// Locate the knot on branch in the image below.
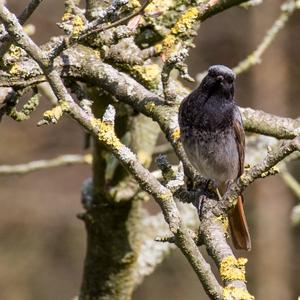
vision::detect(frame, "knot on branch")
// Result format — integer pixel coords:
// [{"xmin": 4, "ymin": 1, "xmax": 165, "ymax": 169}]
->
[{"xmin": 155, "ymin": 154, "xmax": 184, "ymax": 192}]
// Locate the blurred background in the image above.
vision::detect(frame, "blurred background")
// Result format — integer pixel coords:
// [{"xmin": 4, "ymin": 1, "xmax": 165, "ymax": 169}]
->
[{"xmin": 1, "ymin": 0, "xmax": 300, "ymax": 299}]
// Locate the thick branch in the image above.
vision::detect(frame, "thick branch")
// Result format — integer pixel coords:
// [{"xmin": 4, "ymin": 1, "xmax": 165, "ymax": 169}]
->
[
  {"xmin": 240, "ymin": 107, "xmax": 300, "ymax": 139},
  {"xmin": 59, "ymin": 48, "xmax": 300, "ymax": 141}
]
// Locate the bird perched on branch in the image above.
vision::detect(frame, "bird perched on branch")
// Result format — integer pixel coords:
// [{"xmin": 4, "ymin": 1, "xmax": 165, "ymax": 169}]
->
[{"xmin": 178, "ymin": 65, "xmax": 251, "ymax": 251}]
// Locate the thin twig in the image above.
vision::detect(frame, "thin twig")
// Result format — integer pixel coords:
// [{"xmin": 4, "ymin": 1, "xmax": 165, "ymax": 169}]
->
[
  {"xmin": 196, "ymin": 0, "xmax": 297, "ymax": 81},
  {"xmin": 0, "ymin": 154, "xmax": 92, "ymax": 176},
  {"xmin": 0, "ymin": 0, "xmax": 44, "ymax": 56},
  {"xmin": 219, "ymin": 136, "xmax": 300, "ymax": 214},
  {"xmin": 48, "ymin": 0, "xmax": 152, "ymax": 61},
  {"xmin": 280, "ymin": 168, "xmax": 300, "ymax": 200},
  {"xmin": 161, "ymin": 49, "xmax": 189, "ymax": 104},
  {"xmin": 234, "ymin": 0, "xmax": 297, "ymax": 74},
  {"xmin": 83, "ymin": 0, "xmax": 151, "ymax": 37}
]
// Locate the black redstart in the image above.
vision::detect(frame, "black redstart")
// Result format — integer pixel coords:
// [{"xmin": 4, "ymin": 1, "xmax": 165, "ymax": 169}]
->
[{"xmin": 178, "ymin": 65, "xmax": 251, "ymax": 251}]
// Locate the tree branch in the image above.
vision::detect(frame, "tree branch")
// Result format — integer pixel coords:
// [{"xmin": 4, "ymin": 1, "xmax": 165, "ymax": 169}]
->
[
  {"xmin": 218, "ymin": 136, "xmax": 300, "ymax": 215},
  {"xmin": 0, "ymin": 154, "xmax": 91, "ymax": 176},
  {"xmin": 0, "ymin": 0, "xmax": 44, "ymax": 56},
  {"xmin": 0, "ymin": 6, "xmax": 223, "ymax": 298},
  {"xmin": 234, "ymin": 0, "xmax": 298, "ymax": 75}
]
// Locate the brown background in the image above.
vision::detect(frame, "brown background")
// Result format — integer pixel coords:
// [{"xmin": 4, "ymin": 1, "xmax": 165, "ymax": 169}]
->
[{"xmin": 1, "ymin": 0, "xmax": 300, "ymax": 299}]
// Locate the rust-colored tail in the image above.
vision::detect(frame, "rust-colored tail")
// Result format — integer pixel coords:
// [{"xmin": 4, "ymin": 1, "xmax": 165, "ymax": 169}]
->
[{"xmin": 229, "ymin": 196, "xmax": 251, "ymax": 251}]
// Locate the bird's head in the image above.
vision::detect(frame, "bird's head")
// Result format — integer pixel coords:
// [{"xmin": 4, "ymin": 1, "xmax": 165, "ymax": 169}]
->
[{"xmin": 200, "ymin": 65, "xmax": 236, "ymax": 100}]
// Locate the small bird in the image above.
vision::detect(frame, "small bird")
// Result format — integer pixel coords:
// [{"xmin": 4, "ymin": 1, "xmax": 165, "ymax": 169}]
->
[{"xmin": 178, "ymin": 65, "xmax": 251, "ymax": 251}]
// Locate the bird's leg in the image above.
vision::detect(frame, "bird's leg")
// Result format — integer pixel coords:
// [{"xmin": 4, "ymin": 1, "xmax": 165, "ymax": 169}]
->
[
  {"xmin": 186, "ymin": 176, "xmax": 193, "ymax": 191},
  {"xmin": 197, "ymin": 179, "xmax": 212, "ymax": 218},
  {"xmin": 216, "ymin": 188, "xmax": 222, "ymax": 200}
]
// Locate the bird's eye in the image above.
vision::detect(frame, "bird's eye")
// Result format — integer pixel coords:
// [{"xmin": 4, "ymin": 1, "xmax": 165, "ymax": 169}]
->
[{"xmin": 226, "ymin": 77, "xmax": 233, "ymax": 84}]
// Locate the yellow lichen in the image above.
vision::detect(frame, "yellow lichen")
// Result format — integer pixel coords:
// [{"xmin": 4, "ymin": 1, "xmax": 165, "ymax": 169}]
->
[
  {"xmin": 42, "ymin": 101, "xmax": 69, "ymax": 124},
  {"xmin": 43, "ymin": 106, "xmax": 62, "ymax": 123},
  {"xmin": 155, "ymin": 34, "xmax": 176, "ymax": 56},
  {"xmin": 61, "ymin": 13, "xmax": 84, "ymax": 38},
  {"xmin": 60, "ymin": 101, "xmax": 70, "ymax": 111},
  {"xmin": 127, "ymin": 0, "xmax": 141, "ymax": 9},
  {"xmin": 91, "ymin": 118, "xmax": 122, "ymax": 150},
  {"xmin": 9, "ymin": 64, "xmax": 21, "ymax": 76},
  {"xmin": 98, "ymin": 122, "xmax": 122, "ymax": 149},
  {"xmin": 155, "ymin": 6, "xmax": 199, "ymax": 58},
  {"xmin": 144, "ymin": 0, "xmax": 174, "ymax": 14},
  {"xmin": 145, "ymin": 101, "xmax": 156, "ymax": 113},
  {"xmin": 43, "ymin": 106, "xmax": 63, "ymax": 122},
  {"xmin": 216, "ymin": 215, "xmax": 229, "ymax": 233},
  {"xmin": 132, "ymin": 64, "xmax": 161, "ymax": 89},
  {"xmin": 71, "ymin": 15, "xmax": 85, "ymax": 37},
  {"xmin": 171, "ymin": 127, "xmax": 181, "ymax": 142},
  {"xmin": 62, "ymin": 12, "xmax": 73, "ymax": 22},
  {"xmin": 223, "ymin": 285, "xmax": 255, "ymax": 300},
  {"xmin": 154, "ymin": 43, "xmax": 163, "ymax": 53},
  {"xmin": 220, "ymin": 256, "xmax": 248, "ymax": 282},
  {"xmin": 8, "ymin": 44, "xmax": 22, "ymax": 60},
  {"xmin": 171, "ymin": 7, "xmax": 199, "ymax": 35},
  {"xmin": 9, "ymin": 62, "xmax": 34, "ymax": 78},
  {"xmin": 90, "ymin": 117, "xmax": 102, "ymax": 129},
  {"xmin": 160, "ymin": 191, "xmax": 172, "ymax": 201}
]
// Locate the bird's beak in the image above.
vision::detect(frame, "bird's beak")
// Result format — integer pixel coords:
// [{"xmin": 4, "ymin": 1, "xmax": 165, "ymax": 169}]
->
[{"xmin": 216, "ymin": 75, "xmax": 224, "ymax": 82}]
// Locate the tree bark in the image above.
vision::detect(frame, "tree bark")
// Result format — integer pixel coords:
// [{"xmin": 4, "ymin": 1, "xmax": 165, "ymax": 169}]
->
[{"xmin": 79, "ymin": 93, "xmax": 160, "ymax": 300}]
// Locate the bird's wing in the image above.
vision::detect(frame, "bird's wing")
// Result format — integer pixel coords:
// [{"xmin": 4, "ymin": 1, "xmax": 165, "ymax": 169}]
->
[
  {"xmin": 229, "ymin": 106, "xmax": 251, "ymax": 251},
  {"xmin": 233, "ymin": 107, "xmax": 245, "ymax": 176}
]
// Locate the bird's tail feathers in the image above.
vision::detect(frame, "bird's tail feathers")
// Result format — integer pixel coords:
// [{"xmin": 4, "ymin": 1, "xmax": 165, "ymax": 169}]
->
[{"xmin": 229, "ymin": 195, "xmax": 251, "ymax": 251}]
